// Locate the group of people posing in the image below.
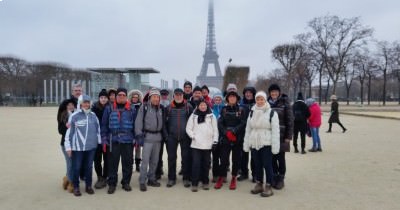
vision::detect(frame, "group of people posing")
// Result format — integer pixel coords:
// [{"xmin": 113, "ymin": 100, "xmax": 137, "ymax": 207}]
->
[{"xmin": 57, "ymin": 81, "xmax": 341, "ymax": 198}]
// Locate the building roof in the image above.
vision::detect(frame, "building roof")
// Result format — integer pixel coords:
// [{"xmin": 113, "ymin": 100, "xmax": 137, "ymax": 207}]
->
[{"xmin": 88, "ymin": 68, "xmax": 160, "ymax": 74}]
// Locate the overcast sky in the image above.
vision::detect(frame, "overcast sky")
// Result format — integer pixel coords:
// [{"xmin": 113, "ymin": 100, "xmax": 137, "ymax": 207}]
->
[{"xmin": 1, "ymin": 0, "xmax": 400, "ymax": 87}]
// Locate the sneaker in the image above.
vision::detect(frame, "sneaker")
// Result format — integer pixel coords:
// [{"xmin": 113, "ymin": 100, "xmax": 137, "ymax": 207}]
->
[
  {"xmin": 202, "ymin": 183, "xmax": 210, "ymax": 190},
  {"xmin": 147, "ymin": 180, "xmax": 161, "ymax": 187},
  {"xmin": 140, "ymin": 184, "xmax": 147, "ymax": 192},
  {"xmin": 122, "ymin": 184, "xmax": 132, "ymax": 192},
  {"xmin": 183, "ymin": 180, "xmax": 191, "ymax": 188},
  {"xmin": 107, "ymin": 185, "xmax": 116, "ymax": 194},
  {"xmin": 166, "ymin": 180, "xmax": 176, "ymax": 188},
  {"xmin": 94, "ymin": 177, "xmax": 107, "ymax": 189},
  {"xmin": 73, "ymin": 188, "xmax": 82, "ymax": 197},
  {"xmin": 191, "ymin": 185, "xmax": 198, "ymax": 192},
  {"xmin": 85, "ymin": 186, "xmax": 95, "ymax": 195},
  {"xmin": 308, "ymin": 148, "xmax": 318, "ymax": 152}
]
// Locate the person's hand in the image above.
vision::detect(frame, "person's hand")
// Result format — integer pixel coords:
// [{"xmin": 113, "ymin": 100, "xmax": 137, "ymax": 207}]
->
[
  {"xmin": 66, "ymin": 122, "xmax": 71, "ymax": 129},
  {"xmin": 66, "ymin": 150, "xmax": 72, "ymax": 157}
]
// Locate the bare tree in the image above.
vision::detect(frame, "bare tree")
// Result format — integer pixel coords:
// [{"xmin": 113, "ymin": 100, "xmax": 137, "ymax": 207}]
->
[
  {"xmin": 306, "ymin": 15, "xmax": 373, "ymax": 95},
  {"xmin": 343, "ymin": 58, "xmax": 355, "ymax": 105}
]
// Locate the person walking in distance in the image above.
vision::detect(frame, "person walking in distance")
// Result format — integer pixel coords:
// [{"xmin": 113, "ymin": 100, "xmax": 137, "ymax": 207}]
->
[
  {"xmin": 326, "ymin": 95, "xmax": 347, "ymax": 133},
  {"xmin": 267, "ymin": 84, "xmax": 293, "ymax": 190},
  {"xmin": 292, "ymin": 92, "xmax": 310, "ymax": 154}
]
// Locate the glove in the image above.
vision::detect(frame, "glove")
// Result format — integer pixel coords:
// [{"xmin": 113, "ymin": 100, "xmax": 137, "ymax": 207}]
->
[
  {"xmin": 102, "ymin": 144, "xmax": 107, "ymax": 153},
  {"xmin": 226, "ymin": 130, "xmax": 237, "ymax": 142},
  {"xmin": 212, "ymin": 141, "xmax": 218, "ymax": 151}
]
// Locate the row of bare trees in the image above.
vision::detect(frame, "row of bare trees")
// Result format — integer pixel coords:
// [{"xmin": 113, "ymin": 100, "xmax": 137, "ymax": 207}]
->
[
  {"xmin": 0, "ymin": 56, "xmax": 91, "ymax": 103},
  {"xmin": 257, "ymin": 15, "xmax": 400, "ymax": 105}
]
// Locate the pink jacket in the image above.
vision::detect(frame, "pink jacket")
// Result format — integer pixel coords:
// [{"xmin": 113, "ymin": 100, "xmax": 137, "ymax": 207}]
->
[{"xmin": 308, "ymin": 103, "xmax": 322, "ymax": 128}]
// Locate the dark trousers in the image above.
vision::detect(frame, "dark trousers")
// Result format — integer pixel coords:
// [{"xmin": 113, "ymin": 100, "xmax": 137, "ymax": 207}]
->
[
  {"xmin": 156, "ymin": 141, "xmax": 164, "ymax": 177},
  {"xmin": 272, "ymin": 151, "xmax": 286, "ymax": 179},
  {"xmin": 71, "ymin": 149, "xmax": 96, "ymax": 188},
  {"xmin": 328, "ymin": 122, "xmax": 346, "ymax": 131},
  {"xmin": 212, "ymin": 144, "xmax": 221, "ymax": 177},
  {"xmin": 94, "ymin": 144, "xmax": 108, "ymax": 178},
  {"xmin": 293, "ymin": 125, "xmax": 306, "ymax": 150},
  {"xmin": 107, "ymin": 142, "xmax": 133, "ymax": 186},
  {"xmin": 240, "ymin": 151, "xmax": 255, "ymax": 177},
  {"xmin": 251, "ymin": 146, "xmax": 274, "ymax": 184},
  {"xmin": 191, "ymin": 148, "xmax": 211, "ymax": 186},
  {"xmin": 167, "ymin": 137, "xmax": 192, "ymax": 181},
  {"xmin": 220, "ymin": 142, "xmax": 241, "ymax": 177}
]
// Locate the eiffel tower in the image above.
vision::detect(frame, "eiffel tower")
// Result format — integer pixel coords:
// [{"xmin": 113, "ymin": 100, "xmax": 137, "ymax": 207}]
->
[{"xmin": 196, "ymin": 0, "xmax": 223, "ymax": 90}]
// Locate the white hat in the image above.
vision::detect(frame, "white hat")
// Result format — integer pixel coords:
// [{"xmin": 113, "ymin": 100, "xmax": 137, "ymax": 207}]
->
[
  {"xmin": 226, "ymin": 83, "xmax": 238, "ymax": 92},
  {"xmin": 255, "ymin": 91, "xmax": 267, "ymax": 101},
  {"xmin": 330, "ymin": 95, "xmax": 337, "ymax": 100}
]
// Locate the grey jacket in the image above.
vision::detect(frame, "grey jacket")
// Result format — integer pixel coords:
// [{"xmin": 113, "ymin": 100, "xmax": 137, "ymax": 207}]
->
[
  {"xmin": 65, "ymin": 110, "xmax": 101, "ymax": 151},
  {"xmin": 135, "ymin": 103, "xmax": 165, "ymax": 143}
]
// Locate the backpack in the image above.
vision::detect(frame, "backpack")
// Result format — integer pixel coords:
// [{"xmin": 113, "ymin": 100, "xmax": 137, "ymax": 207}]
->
[
  {"xmin": 141, "ymin": 103, "xmax": 164, "ymax": 132},
  {"xmin": 249, "ymin": 109, "xmax": 275, "ymax": 123},
  {"xmin": 166, "ymin": 102, "xmax": 191, "ymax": 120}
]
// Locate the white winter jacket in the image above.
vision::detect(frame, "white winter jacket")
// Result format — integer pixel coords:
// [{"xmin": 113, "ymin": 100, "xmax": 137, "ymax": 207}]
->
[
  {"xmin": 186, "ymin": 112, "xmax": 219, "ymax": 150},
  {"xmin": 243, "ymin": 103, "xmax": 280, "ymax": 154}
]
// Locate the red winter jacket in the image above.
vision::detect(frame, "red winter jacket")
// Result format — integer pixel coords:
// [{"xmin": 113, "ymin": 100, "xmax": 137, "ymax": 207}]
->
[{"xmin": 308, "ymin": 103, "xmax": 322, "ymax": 128}]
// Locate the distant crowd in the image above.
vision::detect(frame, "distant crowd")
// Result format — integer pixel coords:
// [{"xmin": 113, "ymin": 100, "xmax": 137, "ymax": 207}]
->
[{"xmin": 57, "ymin": 81, "xmax": 346, "ymax": 197}]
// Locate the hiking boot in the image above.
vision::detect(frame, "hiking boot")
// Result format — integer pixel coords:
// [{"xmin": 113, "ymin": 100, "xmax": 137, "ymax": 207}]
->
[
  {"xmin": 67, "ymin": 182, "xmax": 74, "ymax": 193},
  {"xmin": 166, "ymin": 180, "xmax": 176, "ymax": 188},
  {"xmin": 237, "ymin": 174, "xmax": 248, "ymax": 181},
  {"xmin": 122, "ymin": 184, "xmax": 132, "ymax": 192},
  {"xmin": 250, "ymin": 182, "xmax": 263, "ymax": 194},
  {"xmin": 147, "ymin": 180, "xmax": 161, "ymax": 187},
  {"xmin": 308, "ymin": 148, "xmax": 318, "ymax": 152},
  {"xmin": 294, "ymin": 147, "xmax": 299, "ymax": 153},
  {"xmin": 273, "ymin": 179, "xmax": 284, "ymax": 190},
  {"xmin": 260, "ymin": 184, "xmax": 274, "ymax": 197},
  {"xmin": 229, "ymin": 176, "xmax": 237, "ymax": 190},
  {"xmin": 183, "ymin": 180, "xmax": 191, "ymax": 188},
  {"xmin": 94, "ymin": 177, "xmax": 107, "ymax": 189},
  {"xmin": 73, "ymin": 188, "xmax": 81, "ymax": 197},
  {"xmin": 214, "ymin": 177, "xmax": 224, "ymax": 189},
  {"xmin": 317, "ymin": 148, "xmax": 323, "ymax": 152},
  {"xmin": 62, "ymin": 176, "xmax": 69, "ymax": 190},
  {"xmin": 140, "ymin": 184, "xmax": 147, "ymax": 192},
  {"xmin": 301, "ymin": 149, "xmax": 306, "ymax": 154},
  {"xmin": 191, "ymin": 185, "xmax": 198, "ymax": 192},
  {"xmin": 107, "ymin": 185, "xmax": 116, "ymax": 194},
  {"xmin": 85, "ymin": 186, "xmax": 95, "ymax": 195},
  {"xmin": 202, "ymin": 183, "xmax": 210, "ymax": 190}
]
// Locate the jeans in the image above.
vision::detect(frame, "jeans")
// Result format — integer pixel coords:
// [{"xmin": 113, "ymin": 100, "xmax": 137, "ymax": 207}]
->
[
  {"xmin": 61, "ymin": 146, "xmax": 72, "ymax": 181},
  {"xmin": 251, "ymin": 146, "xmax": 274, "ymax": 185},
  {"xmin": 310, "ymin": 127, "xmax": 321, "ymax": 149},
  {"xmin": 71, "ymin": 149, "xmax": 96, "ymax": 188},
  {"xmin": 191, "ymin": 148, "xmax": 211, "ymax": 186}
]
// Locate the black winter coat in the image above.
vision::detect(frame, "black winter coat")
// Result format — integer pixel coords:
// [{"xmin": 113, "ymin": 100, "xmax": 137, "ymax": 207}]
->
[
  {"xmin": 165, "ymin": 101, "xmax": 194, "ymax": 141},
  {"xmin": 292, "ymin": 100, "xmax": 311, "ymax": 132},
  {"xmin": 218, "ymin": 104, "xmax": 247, "ymax": 145},
  {"xmin": 328, "ymin": 101, "xmax": 340, "ymax": 123},
  {"xmin": 268, "ymin": 94, "xmax": 294, "ymax": 152}
]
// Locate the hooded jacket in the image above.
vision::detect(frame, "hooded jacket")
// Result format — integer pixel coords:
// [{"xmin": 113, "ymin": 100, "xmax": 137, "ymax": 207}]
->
[
  {"xmin": 308, "ymin": 102, "xmax": 322, "ymax": 128},
  {"xmin": 64, "ymin": 110, "xmax": 101, "ymax": 151},
  {"xmin": 243, "ymin": 103, "xmax": 280, "ymax": 154}
]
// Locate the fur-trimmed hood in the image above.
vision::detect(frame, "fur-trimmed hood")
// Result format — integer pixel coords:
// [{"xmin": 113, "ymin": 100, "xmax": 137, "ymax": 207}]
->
[{"xmin": 128, "ymin": 89, "xmax": 143, "ymax": 102}]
